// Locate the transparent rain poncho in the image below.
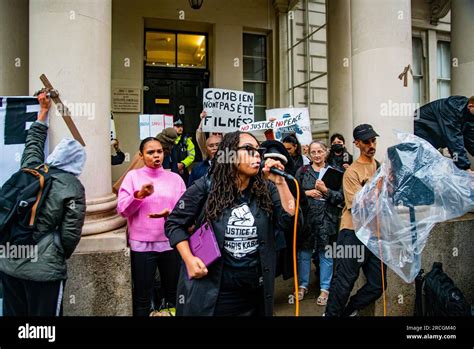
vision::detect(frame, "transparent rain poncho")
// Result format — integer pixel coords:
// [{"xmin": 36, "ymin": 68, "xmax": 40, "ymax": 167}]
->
[{"xmin": 352, "ymin": 132, "xmax": 474, "ymax": 283}]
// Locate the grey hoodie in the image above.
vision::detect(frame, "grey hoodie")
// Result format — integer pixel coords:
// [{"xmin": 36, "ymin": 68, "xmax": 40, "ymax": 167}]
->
[{"xmin": 46, "ymin": 138, "xmax": 86, "ymax": 176}]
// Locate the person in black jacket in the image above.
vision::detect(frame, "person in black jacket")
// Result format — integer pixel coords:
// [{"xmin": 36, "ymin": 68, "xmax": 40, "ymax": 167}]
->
[
  {"xmin": 165, "ymin": 131, "xmax": 302, "ymax": 316},
  {"xmin": 295, "ymin": 141, "xmax": 344, "ymax": 305},
  {"xmin": 282, "ymin": 134, "xmax": 310, "ymax": 171},
  {"xmin": 327, "ymin": 133, "xmax": 353, "ymax": 172},
  {"xmin": 414, "ymin": 95, "xmax": 474, "ymax": 171}
]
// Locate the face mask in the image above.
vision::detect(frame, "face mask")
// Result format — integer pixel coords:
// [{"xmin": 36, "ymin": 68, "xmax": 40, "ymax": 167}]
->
[{"xmin": 331, "ymin": 144, "xmax": 344, "ymax": 153}]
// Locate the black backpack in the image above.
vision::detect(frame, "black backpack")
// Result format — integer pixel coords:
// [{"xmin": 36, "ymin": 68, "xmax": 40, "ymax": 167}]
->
[
  {"xmin": 0, "ymin": 164, "xmax": 63, "ymax": 245},
  {"xmin": 414, "ymin": 262, "xmax": 471, "ymax": 316}
]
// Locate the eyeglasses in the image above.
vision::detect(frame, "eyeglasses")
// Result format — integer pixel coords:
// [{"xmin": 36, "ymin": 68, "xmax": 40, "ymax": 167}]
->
[
  {"xmin": 237, "ymin": 145, "xmax": 266, "ymax": 157},
  {"xmin": 362, "ymin": 138, "xmax": 377, "ymax": 145}
]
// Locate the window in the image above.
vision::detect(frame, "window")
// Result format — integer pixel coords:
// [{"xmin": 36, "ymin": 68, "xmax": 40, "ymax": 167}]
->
[
  {"xmin": 145, "ymin": 31, "xmax": 206, "ymax": 69},
  {"xmin": 287, "ymin": 0, "xmax": 328, "ymax": 133},
  {"xmin": 437, "ymin": 41, "xmax": 451, "ymax": 98},
  {"xmin": 412, "ymin": 37, "xmax": 425, "ymax": 105},
  {"xmin": 145, "ymin": 32, "xmax": 176, "ymax": 67},
  {"xmin": 243, "ymin": 33, "xmax": 267, "ymax": 121}
]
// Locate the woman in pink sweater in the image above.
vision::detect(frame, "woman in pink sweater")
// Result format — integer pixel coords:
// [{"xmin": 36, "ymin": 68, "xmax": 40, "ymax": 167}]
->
[{"xmin": 117, "ymin": 137, "xmax": 186, "ymax": 316}]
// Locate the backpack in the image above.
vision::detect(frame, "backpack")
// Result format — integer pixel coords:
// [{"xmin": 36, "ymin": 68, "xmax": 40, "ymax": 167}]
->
[
  {"xmin": 414, "ymin": 262, "xmax": 471, "ymax": 316},
  {"xmin": 0, "ymin": 164, "xmax": 64, "ymax": 246}
]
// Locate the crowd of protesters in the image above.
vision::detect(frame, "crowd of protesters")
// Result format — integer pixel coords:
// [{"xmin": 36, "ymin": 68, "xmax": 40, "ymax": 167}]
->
[{"xmin": 1, "ymin": 93, "xmax": 473, "ymax": 317}]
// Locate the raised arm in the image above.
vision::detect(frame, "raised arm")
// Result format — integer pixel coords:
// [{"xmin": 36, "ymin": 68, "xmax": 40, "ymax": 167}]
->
[{"xmin": 21, "ymin": 93, "xmax": 50, "ymax": 169}]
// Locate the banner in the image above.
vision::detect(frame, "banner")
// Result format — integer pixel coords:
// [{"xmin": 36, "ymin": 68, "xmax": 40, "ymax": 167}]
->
[
  {"xmin": 0, "ymin": 97, "xmax": 43, "ymax": 187},
  {"xmin": 202, "ymin": 88, "xmax": 254, "ymax": 133},
  {"xmin": 239, "ymin": 112, "xmax": 303, "ymax": 132},
  {"xmin": 139, "ymin": 114, "xmax": 174, "ymax": 140},
  {"xmin": 265, "ymin": 108, "xmax": 312, "ymax": 145}
]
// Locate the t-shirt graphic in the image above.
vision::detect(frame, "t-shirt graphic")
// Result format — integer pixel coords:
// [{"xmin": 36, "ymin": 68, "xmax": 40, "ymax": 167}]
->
[{"xmin": 224, "ymin": 203, "xmax": 258, "ymax": 259}]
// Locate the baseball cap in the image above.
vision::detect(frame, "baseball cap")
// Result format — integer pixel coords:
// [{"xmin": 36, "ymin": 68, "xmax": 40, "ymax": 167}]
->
[{"xmin": 353, "ymin": 124, "xmax": 379, "ymax": 141}]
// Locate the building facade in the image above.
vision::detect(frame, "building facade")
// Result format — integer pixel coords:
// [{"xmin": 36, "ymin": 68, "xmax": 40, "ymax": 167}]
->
[{"xmin": 0, "ymin": 0, "xmax": 472, "ymax": 315}]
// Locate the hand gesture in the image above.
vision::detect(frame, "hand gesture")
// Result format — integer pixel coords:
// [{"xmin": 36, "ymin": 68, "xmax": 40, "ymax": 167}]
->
[
  {"xmin": 148, "ymin": 208, "xmax": 170, "ymax": 219},
  {"xmin": 136, "ymin": 183, "xmax": 154, "ymax": 199}
]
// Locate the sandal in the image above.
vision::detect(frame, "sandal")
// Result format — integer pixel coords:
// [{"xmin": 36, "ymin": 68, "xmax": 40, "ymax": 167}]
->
[
  {"xmin": 317, "ymin": 290, "xmax": 329, "ymax": 306},
  {"xmin": 293, "ymin": 287, "xmax": 308, "ymax": 301}
]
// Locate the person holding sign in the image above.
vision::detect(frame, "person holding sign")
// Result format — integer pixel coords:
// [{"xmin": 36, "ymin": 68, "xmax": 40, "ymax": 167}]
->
[
  {"xmin": 165, "ymin": 131, "xmax": 302, "ymax": 316},
  {"xmin": 0, "ymin": 93, "xmax": 86, "ymax": 316},
  {"xmin": 294, "ymin": 141, "xmax": 344, "ymax": 305},
  {"xmin": 117, "ymin": 137, "xmax": 186, "ymax": 316}
]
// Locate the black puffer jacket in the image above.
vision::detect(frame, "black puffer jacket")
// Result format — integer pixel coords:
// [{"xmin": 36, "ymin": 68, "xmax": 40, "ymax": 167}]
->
[
  {"xmin": 414, "ymin": 96, "xmax": 474, "ymax": 170},
  {"xmin": 295, "ymin": 164, "xmax": 344, "ymax": 251}
]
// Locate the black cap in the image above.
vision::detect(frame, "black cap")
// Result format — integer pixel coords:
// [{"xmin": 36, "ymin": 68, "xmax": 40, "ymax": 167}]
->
[
  {"xmin": 260, "ymin": 140, "xmax": 298, "ymax": 176},
  {"xmin": 353, "ymin": 124, "xmax": 379, "ymax": 141},
  {"xmin": 260, "ymin": 140, "xmax": 288, "ymax": 164}
]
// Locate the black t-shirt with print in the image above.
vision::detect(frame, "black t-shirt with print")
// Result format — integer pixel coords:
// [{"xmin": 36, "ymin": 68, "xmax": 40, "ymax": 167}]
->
[{"xmin": 223, "ymin": 186, "xmax": 260, "ymax": 268}]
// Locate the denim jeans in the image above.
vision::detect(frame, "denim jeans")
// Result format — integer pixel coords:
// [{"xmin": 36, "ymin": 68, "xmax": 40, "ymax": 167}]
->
[
  {"xmin": 318, "ymin": 250, "xmax": 333, "ymax": 291},
  {"xmin": 297, "ymin": 249, "xmax": 313, "ymax": 289}
]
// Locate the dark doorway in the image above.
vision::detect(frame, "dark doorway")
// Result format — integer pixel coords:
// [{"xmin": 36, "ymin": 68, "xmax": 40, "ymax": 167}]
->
[{"xmin": 144, "ymin": 68, "xmax": 209, "ymax": 138}]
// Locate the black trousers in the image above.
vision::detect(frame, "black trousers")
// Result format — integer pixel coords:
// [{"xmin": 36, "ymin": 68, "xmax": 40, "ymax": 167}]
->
[
  {"xmin": 130, "ymin": 249, "xmax": 179, "ymax": 316},
  {"xmin": 325, "ymin": 229, "xmax": 387, "ymax": 316},
  {"xmin": 213, "ymin": 265, "xmax": 264, "ymax": 317},
  {"xmin": 1, "ymin": 272, "xmax": 64, "ymax": 316}
]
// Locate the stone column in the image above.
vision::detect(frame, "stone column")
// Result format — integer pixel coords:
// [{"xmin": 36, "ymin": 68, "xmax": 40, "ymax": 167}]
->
[
  {"xmin": 0, "ymin": 0, "xmax": 29, "ymax": 95},
  {"xmin": 327, "ymin": 0, "xmax": 353, "ymax": 153},
  {"xmin": 274, "ymin": 0, "xmax": 290, "ymax": 107},
  {"xmin": 29, "ymin": 0, "xmax": 130, "ymax": 315},
  {"xmin": 451, "ymin": 0, "xmax": 474, "ymax": 97},
  {"xmin": 350, "ymin": 0, "xmax": 414, "ymax": 158},
  {"xmin": 213, "ymin": 23, "xmax": 243, "ymax": 90}
]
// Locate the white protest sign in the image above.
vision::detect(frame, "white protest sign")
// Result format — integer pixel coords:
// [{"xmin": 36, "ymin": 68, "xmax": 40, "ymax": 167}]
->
[
  {"xmin": 239, "ymin": 113, "xmax": 303, "ymax": 132},
  {"xmin": 202, "ymin": 88, "xmax": 254, "ymax": 133},
  {"xmin": 266, "ymin": 108, "xmax": 312, "ymax": 145},
  {"xmin": 139, "ymin": 114, "xmax": 174, "ymax": 139},
  {"xmin": 0, "ymin": 97, "xmax": 44, "ymax": 187}
]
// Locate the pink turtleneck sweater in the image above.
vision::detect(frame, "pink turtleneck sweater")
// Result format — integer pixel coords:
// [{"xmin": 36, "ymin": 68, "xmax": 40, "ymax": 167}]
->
[{"xmin": 117, "ymin": 166, "xmax": 186, "ymax": 251}]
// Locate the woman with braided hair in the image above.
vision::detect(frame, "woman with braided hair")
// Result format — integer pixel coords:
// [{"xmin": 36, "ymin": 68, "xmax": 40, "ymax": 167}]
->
[{"xmin": 165, "ymin": 131, "xmax": 302, "ymax": 316}]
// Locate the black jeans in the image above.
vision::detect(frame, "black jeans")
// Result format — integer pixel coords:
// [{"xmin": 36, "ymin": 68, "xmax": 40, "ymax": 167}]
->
[
  {"xmin": 213, "ymin": 265, "xmax": 264, "ymax": 316},
  {"xmin": 130, "ymin": 249, "xmax": 180, "ymax": 316},
  {"xmin": 325, "ymin": 229, "xmax": 387, "ymax": 316},
  {"xmin": 1, "ymin": 272, "xmax": 64, "ymax": 316}
]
